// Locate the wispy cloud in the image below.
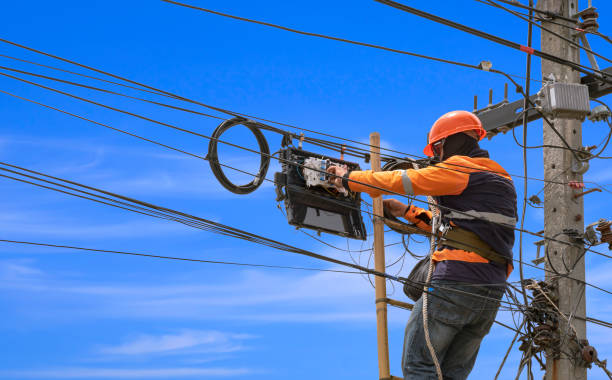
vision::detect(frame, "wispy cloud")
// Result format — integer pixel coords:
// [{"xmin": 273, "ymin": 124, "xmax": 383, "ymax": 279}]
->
[
  {"xmin": 0, "ymin": 257, "xmax": 380, "ymax": 324},
  {"xmin": 99, "ymin": 330, "xmax": 255, "ymax": 356},
  {"xmin": 0, "ymin": 211, "xmax": 196, "ymax": 239},
  {"xmin": 0, "ymin": 367, "xmax": 253, "ymax": 379}
]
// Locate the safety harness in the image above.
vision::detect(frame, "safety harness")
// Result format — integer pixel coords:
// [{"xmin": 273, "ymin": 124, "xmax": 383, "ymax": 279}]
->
[
  {"xmin": 438, "ymin": 224, "xmax": 509, "ymax": 266},
  {"xmin": 383, "ymin": 213, "xmax": 509, "ymax": 267}
]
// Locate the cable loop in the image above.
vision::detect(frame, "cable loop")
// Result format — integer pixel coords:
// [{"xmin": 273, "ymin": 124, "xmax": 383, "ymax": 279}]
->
[{"xmin": 208, "ymin": 117, "xmax": 270, "ymax": 194}]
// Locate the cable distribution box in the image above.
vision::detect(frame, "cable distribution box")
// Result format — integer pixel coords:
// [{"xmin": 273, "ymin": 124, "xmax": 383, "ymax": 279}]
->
[
  {"xmin": 275, "ymin": 148, "xmax": 367, "ymax": 240},
  {"xmin": 538, "ymin": 83, "xmax": 591, "ymax": 119}
]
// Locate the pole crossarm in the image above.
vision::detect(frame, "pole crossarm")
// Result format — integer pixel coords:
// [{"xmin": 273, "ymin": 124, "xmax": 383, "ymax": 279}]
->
[{"xmin": 476, "ymin": 66, "xmax": 612, "ymax": 137}]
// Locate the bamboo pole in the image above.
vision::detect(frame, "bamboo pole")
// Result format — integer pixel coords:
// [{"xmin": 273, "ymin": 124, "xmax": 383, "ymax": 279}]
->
[{"xmin": 370, "ymin": 132, "xmax": 390, "ymax": 379}]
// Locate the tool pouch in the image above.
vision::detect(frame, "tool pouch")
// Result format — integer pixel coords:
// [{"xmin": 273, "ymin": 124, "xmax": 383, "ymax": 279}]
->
[{"xmin": 403, "ymin": 255, "xmax": 431, "ymax": 302}]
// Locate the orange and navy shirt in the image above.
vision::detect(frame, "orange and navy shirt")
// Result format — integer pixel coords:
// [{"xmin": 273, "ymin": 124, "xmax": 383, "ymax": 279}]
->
[{"xmin": 346, "ymin": 148, "xmax": 517, "ymax": 285}]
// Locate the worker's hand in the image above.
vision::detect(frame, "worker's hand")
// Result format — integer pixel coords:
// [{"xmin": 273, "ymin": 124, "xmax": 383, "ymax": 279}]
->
[
  {"xmin": 383, "ymin": 198, "xmax": 408, "ymax": 218},
  {"xmin": 327, "ymin": 165, "xmax": 348, "ymax": 190}
]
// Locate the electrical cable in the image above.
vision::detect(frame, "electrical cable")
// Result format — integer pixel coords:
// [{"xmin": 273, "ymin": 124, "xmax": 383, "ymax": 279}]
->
[
  {"xmin": 160, "ymin": 0, "xmax": 538, "ymax": 84},
  {"xmin": 480, "ymin": 0, "xmax": 612, "ymax": 66},
  {"xmin": 2, "ymin": 53, "xmax": 588, "ymax": 184},
  {"xmin": 0, "ymin": 162, "xmax": 537, "ymax": 314},
  {"xmin": 0, "ymin": 46, "xmax": 590, "ymax": 185},
  {"xmin": 485, "ymin": 0, "xmax": 577, "ymax": 23},
  {"xmin": 2, "ymin": 82, "xmax": 611, "ymax": 268},
  {"xmin": 0, "ymin": 161, "xmax": 542, "ymax": 325},
  {"xmin": 207, "ymin": 117, "xmax": 270, "ymax": 194},
  {"xmin": 517, "ymin": 0, "xmax": 535, "ymax": 310},
  {"xmin": 160, "ymin": 0, "xmax": 588, "ymax": 161},
  {"xmin": 0, "ymin": 64, "xmax": 225, "ymax": 120},
  {"xmin": 0, "ymin": 239, "xmax": 365, "ymax": 274},
  {"xmin": 374, "ymin": 0, "xmax": 612, "ymax": 83}
]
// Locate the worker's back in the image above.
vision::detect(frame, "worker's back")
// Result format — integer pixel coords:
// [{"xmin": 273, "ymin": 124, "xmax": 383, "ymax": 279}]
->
[{"xmin": 432, "ymin": 146, "xmax": 517, "ymax": 285}]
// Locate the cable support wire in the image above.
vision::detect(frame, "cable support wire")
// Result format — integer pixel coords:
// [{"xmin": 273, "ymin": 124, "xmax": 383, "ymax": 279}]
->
[
  {"xmin": 374, "ymin": 0, "xmax": 612, "ymax": 83},
  {"xmin": 0, "ymin": 41, "xmax": 595, "ymax": 183},
  {"xmin": 517, "ymin": 0, "xmax": 535, "ymax": 310},
  {"xmin": 10, "ymin": 88, "xmax": 612, "ymax": 301},
  {"xmin": 0, "ymin": 161, "xmax": 544, "ymax": 330},
  {"xmin": 0, "ymin": 65, "xmax": 593, "ymax": 190},
  {"xmin": 0, "ymin": 239, "xmax": 365, "ymax": 274},
  {"xmin": 159, "ymin": 0, "xmax": 540, "ymax": 84},
  {"xmin": 2, "ymin": 157, "xmax": 611, "ymax": 308},
  {"xmin": 478, "ymin": 0, "xmax": 612, "ymax": 64},
  {"xmin": 6, "ymin": 159, "xmax": 611, "ymax": 334},
  {"xmin": 160, "ymin": 0, "xmax": 592, "ymax": 161},
  {"xmin": 484, "ymin": 1, "xmax": 611, "ymax": 46},
  {"xmin": 485, "ymin": 0, "xmax": 578, "ymax": 24},
  {"xmin": 1, "ymin": 81, "xmax": 611, "ymax": 267}
]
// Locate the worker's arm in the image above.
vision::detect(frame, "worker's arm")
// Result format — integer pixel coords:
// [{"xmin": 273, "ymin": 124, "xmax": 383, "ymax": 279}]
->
[{"xmin": 343, "ymin": 159, "xmax": 470, "ymax": 197}]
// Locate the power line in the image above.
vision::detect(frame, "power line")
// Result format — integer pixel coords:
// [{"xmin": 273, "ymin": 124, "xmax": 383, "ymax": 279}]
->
[
  {"xmin": 0, "ymin": 66, "xmax": 590, "ymax": 189},
  {"xmin": 0, "ymin": 239, "xmax": 365, "ymax": 274},
  {"xmin": 160, "ymin": 0, "xmax": 539, "ymax": 84},
  {"xmin": 0, "ymin": 162, "xmax": 541, "ymax": 327},
  {"xmin": 0, "ymin": 40, "xmax": 592, "ymax": 184},
  {"xmin": 1, "ymin": 151, "xmax": 611, "ymax": 297},
  {"xmin": 486, "ymin": 0, "xmax": 577, "ymax": 23},
  {"xmin": 374, "ymin": 0, "xmax": 612, "ymax": 83},
  {"xmin": 1, "ymin": 80, "xmax": 610, "ymax": 264},
  {"xmin": 480, "ymin": 0, "xmax": 612, "ymax": 66}
]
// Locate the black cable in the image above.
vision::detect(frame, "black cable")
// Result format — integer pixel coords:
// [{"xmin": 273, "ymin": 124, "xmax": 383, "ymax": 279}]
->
[
  {"xmin": 0, "ymin": 47, "xmax": 587, "ymax": 185},
  {"xmin": 0, "ymin": 64, "xmax": 225, "ymax": 120},
  {"xmin": 3, "ymin": 82, "xmax": 611, "ymax": 266},
  {"xmin": 0, "ymin": 239, "xmax": 365, "ymax": 274},
  {"xmin": 588, "ymin": 99, "xmax": 612, "ymax": 159},
  {"xmin": 207, "ymin": 117, "xmax": 270, "ymax": 194},
  {"xmin": 160, "ymin": 0, "xmax": 539, "ymax": 84},
  {"xmin": 518, "ymin": 0, "xmax": 534, "ymax": 310},
  {"xmin": 481, "ymin": 0, "xmax": 612, "ymax": 66},
  {"xmin": 374, "ymin": 0, "xmax": 612, "ymax": 83},
  {"xmin": 0, "ymin": 36, "xmax": 585, "ymax": 174},
  {"xmin": 510, "ymin": 108, "xmax": 584, "ymax": 153},
  {"xmin": 486, "ymin": 0, "xmax": 577, "ymax": 23},
  {"xmin": 0, "ymin": 163, "xmax": 539, "ymax": 324},
  {"xmin": 5, "ymin": 160, "xmax": 612, "ymax": 301}
]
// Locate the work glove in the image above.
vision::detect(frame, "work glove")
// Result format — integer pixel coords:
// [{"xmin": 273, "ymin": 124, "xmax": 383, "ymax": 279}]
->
[{"xmin": 404, "ymin": 205, "xmax": 432, "ymax": 232}]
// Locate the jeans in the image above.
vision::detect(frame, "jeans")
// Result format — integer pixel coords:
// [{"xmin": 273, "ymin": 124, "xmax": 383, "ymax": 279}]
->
[{"xmin": 402, "ymin": 280, "xmax": 504, "ymax": 380}]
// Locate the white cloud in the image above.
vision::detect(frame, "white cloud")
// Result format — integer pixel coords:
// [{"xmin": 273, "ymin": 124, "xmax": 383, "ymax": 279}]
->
[
  {"xmin": 99, "ymin": 330, "xmax": 255, "ymax": 356},
  {"xmin": 0, "ymin": 367, "xmax": 253, "ymax": 379}
]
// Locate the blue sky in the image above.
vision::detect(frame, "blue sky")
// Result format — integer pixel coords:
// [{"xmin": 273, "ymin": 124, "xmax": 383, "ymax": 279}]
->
[{"xmin": 0, "ymin": 0, "xmax": 611, "ymax": 379}]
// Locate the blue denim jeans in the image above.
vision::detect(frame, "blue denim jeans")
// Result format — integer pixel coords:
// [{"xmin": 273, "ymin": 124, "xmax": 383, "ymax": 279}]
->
[{"xmin": 402, "ymin": 280, "xmax": 504, "ymax": 380}]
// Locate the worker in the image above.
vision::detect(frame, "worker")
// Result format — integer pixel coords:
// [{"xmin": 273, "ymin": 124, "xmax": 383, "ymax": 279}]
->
[{"xmin": 327, "ymin": 110, "xmax": 517, "ymax": 380}]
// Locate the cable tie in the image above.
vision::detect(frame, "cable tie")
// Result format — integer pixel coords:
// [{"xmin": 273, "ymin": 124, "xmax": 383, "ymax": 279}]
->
[{"xmin": 519, "ymin": 45, "xmax": 535, "ymax": 55}]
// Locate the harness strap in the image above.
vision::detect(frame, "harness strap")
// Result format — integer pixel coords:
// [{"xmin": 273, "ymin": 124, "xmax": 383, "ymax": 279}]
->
[{"xmin": 441, "ymin": 226, "xmax": 508, "ymax": 266}]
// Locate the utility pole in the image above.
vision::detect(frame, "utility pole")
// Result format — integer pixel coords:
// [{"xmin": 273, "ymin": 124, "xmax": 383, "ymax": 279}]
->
[
  {"xmin": 370, "ymin": 132, "xmax": 391, "ymax": 380},
  {"xmin": 540, "ymin": 0, "xmax": 587, "ymax": 379}
]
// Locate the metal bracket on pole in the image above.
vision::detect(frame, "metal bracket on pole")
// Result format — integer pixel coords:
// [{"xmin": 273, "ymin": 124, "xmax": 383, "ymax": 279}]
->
[
  {"xmin": 473, "ymin": 66, "xmax": 612, "ymax": 135},
  {"xmin": 579, "ymin": 34, "xmax": 599, "ymax": 71}
]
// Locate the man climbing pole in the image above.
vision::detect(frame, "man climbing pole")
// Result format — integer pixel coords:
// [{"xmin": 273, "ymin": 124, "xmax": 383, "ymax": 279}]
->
[{"xmin": 327, "ymin": 110, "xmax": 517, "ymax": 380}]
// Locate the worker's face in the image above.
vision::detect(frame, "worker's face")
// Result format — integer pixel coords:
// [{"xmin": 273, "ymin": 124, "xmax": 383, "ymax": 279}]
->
[{"xmin": 432, "ymin": 138, "xmax": 445, "ymax": 160}]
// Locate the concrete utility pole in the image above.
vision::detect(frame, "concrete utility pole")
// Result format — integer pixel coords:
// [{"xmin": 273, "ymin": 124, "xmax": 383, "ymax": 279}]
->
[{"xmin": 540, "ymin": 0, "xmax": 587, "ymax": 379}]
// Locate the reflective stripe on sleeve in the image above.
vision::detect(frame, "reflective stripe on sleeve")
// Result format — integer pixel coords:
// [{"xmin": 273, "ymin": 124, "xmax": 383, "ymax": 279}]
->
[
  {"xmin": 446, "ymin": 210, "xmax": 517, "ymax": 227},
  {"xmin": 402, "ymin": 170, "xmax": 414, "ymax": 195}
]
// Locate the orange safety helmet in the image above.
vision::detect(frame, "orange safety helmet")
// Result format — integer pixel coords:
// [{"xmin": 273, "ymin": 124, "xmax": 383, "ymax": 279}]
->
[{"xmin": 423, "ymin": 110, "xmax": 487, "ymax": 157}]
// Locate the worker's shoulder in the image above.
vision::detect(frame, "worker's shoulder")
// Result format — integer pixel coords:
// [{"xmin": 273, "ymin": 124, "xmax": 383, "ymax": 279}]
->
[{"xmin": 442, "ymin": 155, "xmax": 512, "ymax": 181}]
